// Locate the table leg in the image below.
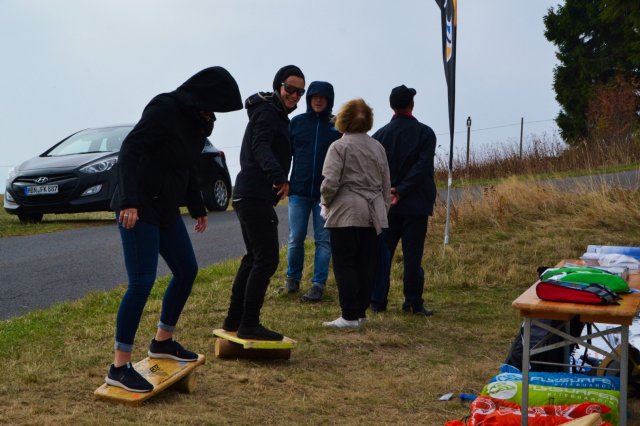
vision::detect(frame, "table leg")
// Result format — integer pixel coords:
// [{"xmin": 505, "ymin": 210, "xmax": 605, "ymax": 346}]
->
[
  {"xmin": 522, "ymin": 318, "xmax": 531, "ymax": 426},
  {"xmin": 620, "ymin": 325, "xmax": 628, "ymax": 426}
]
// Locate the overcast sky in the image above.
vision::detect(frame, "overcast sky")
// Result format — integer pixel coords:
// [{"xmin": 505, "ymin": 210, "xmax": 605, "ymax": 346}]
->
[{"xmin": 0, "ymin": 0, "xmax": 562, "ymax": 189}]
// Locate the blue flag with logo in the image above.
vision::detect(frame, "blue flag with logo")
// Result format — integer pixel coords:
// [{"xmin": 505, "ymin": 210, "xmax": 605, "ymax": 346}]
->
[
  {"xmin": 435, "ymin": 0, "xmax": 457, "ymax": 245},
  {"xmin": 435, "ymin": 0, "xmax": 457, "ymax": 170}
]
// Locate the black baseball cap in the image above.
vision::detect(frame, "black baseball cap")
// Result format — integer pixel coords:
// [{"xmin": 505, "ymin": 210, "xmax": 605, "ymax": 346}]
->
[{"xmin": 389, "ymin": 85, "xmax": 416, "ymax": 110}]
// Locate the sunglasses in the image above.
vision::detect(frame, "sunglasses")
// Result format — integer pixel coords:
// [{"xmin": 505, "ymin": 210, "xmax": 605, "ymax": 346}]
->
[{"xmin": 281, "ymin": 82, "xmax": 305, "ymax": 97}]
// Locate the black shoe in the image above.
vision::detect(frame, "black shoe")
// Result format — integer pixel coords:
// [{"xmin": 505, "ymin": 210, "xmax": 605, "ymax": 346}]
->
[
  {"xmin": 222, "ymin": 318, "xmax": 240, "ymax": 332},
  {"xmin": 237, "ymin": 324, "xmax": 283, "ymax": 341},
  {"xmin": 105, "ymin": 362, "xmax": 153, "ymax": 393},
  {"xmin": 300, "ymin": 285, "xmax": 323, "ymax": 302},
  {"xmin": 279, "ymin": 277, "xmax": 300, "ymax": 294},
  {"xmin": 403, "ymin": 306, "xmax": 433, "ymax": 316},
  {"xmin": 370, "ymin": 304, "xmax": 387, "ymax": 313},
  {"xmin": 148, "ymin": 338, "xmax": 198, "ymax": 361}
]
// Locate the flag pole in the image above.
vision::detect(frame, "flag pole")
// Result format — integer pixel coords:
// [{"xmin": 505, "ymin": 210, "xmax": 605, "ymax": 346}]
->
[{"xmin": 435, "ymin": 0, "xmax": 457, "ymax": 249}]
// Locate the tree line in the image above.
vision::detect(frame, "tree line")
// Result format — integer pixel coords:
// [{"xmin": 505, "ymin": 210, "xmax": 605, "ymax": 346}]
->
[{"xmin": 544, "ymin": 0, "xmax": 640, "ymax": 145}]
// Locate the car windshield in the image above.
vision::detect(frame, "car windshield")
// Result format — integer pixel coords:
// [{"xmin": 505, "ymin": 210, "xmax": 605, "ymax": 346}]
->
[{"xmin": 45, "ymin": 126, "xmax": 133, "ymax": 156}]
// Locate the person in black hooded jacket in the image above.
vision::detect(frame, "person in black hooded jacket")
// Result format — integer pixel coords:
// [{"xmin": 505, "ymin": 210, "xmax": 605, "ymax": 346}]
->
[
  {"xmin": 106, "ymin": 67, "xmax": 242, "ymax": 393},
  {"xmin": 221, "ymin": 65, "xmax": 305, "ymax": 341}
]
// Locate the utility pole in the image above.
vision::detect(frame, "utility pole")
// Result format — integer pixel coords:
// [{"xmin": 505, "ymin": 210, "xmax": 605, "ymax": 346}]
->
[
  {"xmin": 519, "ymin": 117, "xmax": 524, "ymax": 159},
  {"xmin": 466, "ymin": 116, "xmax": 472, "ymax": 169}
]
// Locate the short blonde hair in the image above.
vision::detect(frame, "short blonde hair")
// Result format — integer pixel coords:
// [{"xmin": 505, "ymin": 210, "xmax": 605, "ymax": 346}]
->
[{"xmin": 334, "ymin": 98, "xmax": 373, "ymax": 133}]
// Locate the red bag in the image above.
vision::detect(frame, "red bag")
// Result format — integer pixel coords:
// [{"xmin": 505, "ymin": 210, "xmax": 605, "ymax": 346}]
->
[
  {"xmin": 444, "ymin": 395, "xmax": 613, "ymax": 426},
  {"xmin": 536, "ymin": 280, "xmax": 620, "ymax": 305}
]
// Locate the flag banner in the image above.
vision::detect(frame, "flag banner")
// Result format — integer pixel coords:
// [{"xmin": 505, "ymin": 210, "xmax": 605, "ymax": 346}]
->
[
  {"xmin": 435, "ymin": 0, "xmax": 457, "ymax": 246},
  {"xmin": 435, "ymin": 0, "xmax": 457, "ymax": 170}
]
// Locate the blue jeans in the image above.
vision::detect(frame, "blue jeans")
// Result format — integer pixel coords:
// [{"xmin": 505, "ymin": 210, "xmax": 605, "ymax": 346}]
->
[
  {"xmin": 114, "ymin": 214, "xmax": 198, "ymax": 352},
  {"xmin": 286, "ymin": 195, "xmax": 331, "ymax": 288}
]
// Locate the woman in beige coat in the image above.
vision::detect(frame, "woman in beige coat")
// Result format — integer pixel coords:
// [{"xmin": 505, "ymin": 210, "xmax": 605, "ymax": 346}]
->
[{"xmin": 320, "ymin": 98, "xmax": 391, "ymax": 328}]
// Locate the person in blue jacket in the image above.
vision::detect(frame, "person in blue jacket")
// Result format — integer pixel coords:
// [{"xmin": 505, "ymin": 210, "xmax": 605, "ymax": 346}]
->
[{"xmin": 282, "ymin": 81, "xmax": 341, "ymax": 302}]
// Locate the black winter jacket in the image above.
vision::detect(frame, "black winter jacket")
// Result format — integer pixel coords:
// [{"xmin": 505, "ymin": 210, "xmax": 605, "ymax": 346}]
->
[
  {"xmin": 289, "ymin": 81, "xmax": 341, "ymax": 199},
  {"xmin": 111, "ymin": 66, "xmax": 242, "ymax": 226},
  {"xmin": 233, "ymin": 92, "xmax": 293, "ymax": 205},
  {"xmin": 372, "ymin": 114, "xmax": 437, "ymax": 216}
]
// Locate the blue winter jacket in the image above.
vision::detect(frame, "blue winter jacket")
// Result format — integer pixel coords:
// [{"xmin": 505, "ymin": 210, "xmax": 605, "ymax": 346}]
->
[{"xmin": 289, "ymin": 81, "xmax": 341, "ymax": 199}]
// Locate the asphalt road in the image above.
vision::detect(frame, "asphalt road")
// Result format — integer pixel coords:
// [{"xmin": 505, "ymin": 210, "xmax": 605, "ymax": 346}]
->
[
  {"xmin": 0, "ymin": 205, "xmax": 290, "ymax": 320},
  {"xmin": 1, "ymin": 170, "xmax": 638, "ymax": 321}
]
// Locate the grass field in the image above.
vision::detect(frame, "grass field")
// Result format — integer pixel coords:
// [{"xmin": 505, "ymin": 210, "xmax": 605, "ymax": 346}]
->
[{"xmin": 2, "ymin": 177, "xmax": 640, "ymax": 424}]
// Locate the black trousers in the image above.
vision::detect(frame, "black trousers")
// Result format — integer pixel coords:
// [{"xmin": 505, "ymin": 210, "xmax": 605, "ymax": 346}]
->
[
  {"xmin": 372, "ymin": 214, "xmax": 428, "ymax": 311},
  {"xmin": 225, "ymin": 199, "xmax": 279, "ymax": 327},
  {"xmin": 330, "ymin": 226, "xmax": 378, "ymax": 321}
]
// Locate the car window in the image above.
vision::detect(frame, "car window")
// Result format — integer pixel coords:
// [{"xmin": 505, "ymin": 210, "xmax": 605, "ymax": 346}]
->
[{"xmin": 46, "ymin": 127, "xmax": 133, "ymax": 156}]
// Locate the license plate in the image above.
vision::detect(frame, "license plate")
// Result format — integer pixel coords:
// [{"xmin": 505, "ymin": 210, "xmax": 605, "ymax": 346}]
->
[{"xmin": 24, "ymin": 184, "xmax": 59, "ymax": 195}]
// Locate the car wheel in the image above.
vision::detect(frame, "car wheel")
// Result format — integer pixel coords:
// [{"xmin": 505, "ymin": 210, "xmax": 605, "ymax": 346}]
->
[
  {"xmin": 18, "ymin": 213, "xmax": 44, "ymax": 224},
  {"xmin": 203, "ymin": 177, "xmax": 230, "ymax": 211}
]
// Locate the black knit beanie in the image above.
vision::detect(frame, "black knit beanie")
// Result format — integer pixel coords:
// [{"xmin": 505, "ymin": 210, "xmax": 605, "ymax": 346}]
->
[{"xmin": 272, "ymin": 65, "xmax": 305, "ymax": 92}]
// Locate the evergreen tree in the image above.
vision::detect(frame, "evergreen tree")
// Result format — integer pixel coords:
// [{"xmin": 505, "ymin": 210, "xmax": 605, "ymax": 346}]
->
[{"xmin": 544, "ymin": 1, "xmax": 640, "ymax": 144}]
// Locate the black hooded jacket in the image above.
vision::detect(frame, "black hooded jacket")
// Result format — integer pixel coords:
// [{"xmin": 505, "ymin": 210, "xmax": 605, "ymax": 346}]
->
[
  {"xmin": 111, "ymin": 66, "xmax": 242, "ymax": 226},
  {"xmin": 232, "ymin": 92, "xmax": 294, "ymax": 204}
]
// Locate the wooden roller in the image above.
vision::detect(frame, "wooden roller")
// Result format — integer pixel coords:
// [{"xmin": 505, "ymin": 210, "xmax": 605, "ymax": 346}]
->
[
  {"xmin": 214, "ymin": 338, "xmax": 291, "ymax": 360},
  {"xmin": 173, "ymin": 372, "xmax": 197, "ymax": 393}
]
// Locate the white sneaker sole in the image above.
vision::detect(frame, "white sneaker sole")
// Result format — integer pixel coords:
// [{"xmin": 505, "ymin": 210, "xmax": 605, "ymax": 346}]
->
[
  {"xmin": 105, "ymin": 376, "xmax": 153, "ymax": 393},
  {"xmin": 147, "ymin": 351, "xmax": 197, "ymax": 362}
]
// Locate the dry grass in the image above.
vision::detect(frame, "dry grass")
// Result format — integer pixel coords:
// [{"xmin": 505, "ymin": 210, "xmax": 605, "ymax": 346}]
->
[
  {"xmin": 2, "ymin": 179, "xmax": 640, "ymax": 424},
  {"xmin": 436, "ymin": 134, "xmax": 640, "ymax": 185}
]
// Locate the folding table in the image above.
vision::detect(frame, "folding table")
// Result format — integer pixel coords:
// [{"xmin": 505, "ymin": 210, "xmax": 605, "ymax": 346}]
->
[{"xmin": 512, "ymin": 261, "xmax": 640, "ymax": 426}]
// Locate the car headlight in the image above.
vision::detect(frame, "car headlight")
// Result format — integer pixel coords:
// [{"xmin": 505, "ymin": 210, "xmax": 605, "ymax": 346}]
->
[{"xmin": 80, "ymin": 157, "xmax": 117, "ymax": 174}]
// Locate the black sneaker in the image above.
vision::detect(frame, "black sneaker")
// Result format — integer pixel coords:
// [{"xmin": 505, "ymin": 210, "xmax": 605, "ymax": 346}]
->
[
  {"xmin": 277, "ymin": 277, "xmax": 300, "ymax": 294},
  {"xmin": 300, "ymin": 285, "xmax": 323, "ymax": 302},
  {"xmin": 222, "ymin": 317, "xmax": 240, "ymax": 332},
  {"xmin": 148, "ymin": 339, "xmax": 198, "ymax": 361},
  {"xmin": 403, "ymin": 306, "xmax": 434, "ymax": 317},
  {"xmin": 237, "ymin": 324, "xmax": 283, "ymax": 341},
  {"xmin": 370, "ymin": 304, "xmax": 387, "ymax": 313},
  {"xmin": 105, "ymin": 362, "xmax": 153, "ymax": 393}
]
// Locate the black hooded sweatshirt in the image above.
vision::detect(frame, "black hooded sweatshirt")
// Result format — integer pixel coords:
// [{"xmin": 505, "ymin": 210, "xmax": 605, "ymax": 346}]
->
[
  {"xmin": 111, "ymin": 66, "xmax": 242, "ymax": 226},
  {"xmin": 232, "ymin": 92, "xmax": 294, "ymax": 205}
]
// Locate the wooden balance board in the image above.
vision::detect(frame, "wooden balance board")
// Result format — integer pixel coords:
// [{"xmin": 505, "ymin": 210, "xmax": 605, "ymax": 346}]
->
[
  {"xmin": 213, "ymin": 329, "xmax": 296, "ymax": 360},
  {"xmin": 94, "ymin": 354, "xmax": 205, "ymax": 406}
]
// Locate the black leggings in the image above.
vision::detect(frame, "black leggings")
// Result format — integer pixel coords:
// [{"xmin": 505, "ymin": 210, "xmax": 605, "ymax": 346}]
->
[
  {"xmin": 225, "ymin": 199, "xmax": 280, "ymax": 327},
  {"xmin": 330, "ymin": 226, "xmax": 377, "ymax": 321}
]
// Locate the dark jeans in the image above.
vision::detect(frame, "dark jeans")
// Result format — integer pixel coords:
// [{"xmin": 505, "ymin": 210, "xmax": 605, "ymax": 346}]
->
[
  {"xmin": 371, "ymin": 214, "xmax": 428, "ymax": 311},
  {"xmin": 225, "ymin": 199, "xmax": 280, "ymax": 327},
  {"xmin": 330, "ymin": 226, "xmax": 378, "ymax": 321},
  {"xmin": 115, "ymin": 214, "xmax": 198, "ymax": 351}
]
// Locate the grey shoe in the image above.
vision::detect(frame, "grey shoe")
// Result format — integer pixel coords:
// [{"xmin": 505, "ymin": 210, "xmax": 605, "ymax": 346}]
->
[
  {"xmin": 300, "ymin": 284, "xmax": 323, "ymax": 302},
  {"xmin": 278, "ymin": 277, "xmax": 300, "ymax": 294}
]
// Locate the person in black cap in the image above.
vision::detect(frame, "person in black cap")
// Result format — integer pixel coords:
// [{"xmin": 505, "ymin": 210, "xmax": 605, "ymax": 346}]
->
[
  {"xmin": 106, "ymin": 66, "xmax": 243, "ymax": 393},
  {"xmin": 370, "ymin": 84, "xmax": 437, "ymax": 317},
  {"xmin": 221, "ymin": 65, "xmax": 305, "ymax": 340}
]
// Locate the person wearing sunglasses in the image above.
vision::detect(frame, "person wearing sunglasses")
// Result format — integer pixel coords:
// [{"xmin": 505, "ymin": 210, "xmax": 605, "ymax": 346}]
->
[
  {"xmin": 221, "ymin": 65, "xmax": 305, "ymax": 340},
  {"xmin": 281, "ymin": 81, "xmax": 341, "ymax": 302}
]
